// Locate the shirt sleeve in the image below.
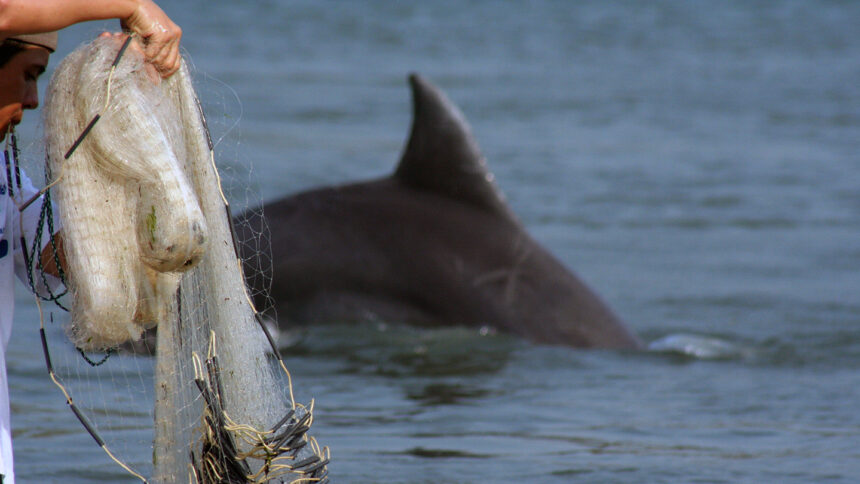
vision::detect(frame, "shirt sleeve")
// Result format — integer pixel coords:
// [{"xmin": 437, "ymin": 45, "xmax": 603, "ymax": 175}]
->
[{"xmin": 11, "ymin": 169, "xmax": 64, "ymax": 297}]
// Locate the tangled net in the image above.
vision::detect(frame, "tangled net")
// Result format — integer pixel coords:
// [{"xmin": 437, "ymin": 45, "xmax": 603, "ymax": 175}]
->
[{"xmin": 36, "ymin": 35, "xmax": 328, "ymax": 483}]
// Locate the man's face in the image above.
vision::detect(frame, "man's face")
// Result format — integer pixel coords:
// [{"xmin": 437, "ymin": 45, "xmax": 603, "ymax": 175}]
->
[{"xmin": 0, "ymin": 46, "xmax": 50, "ymax": 140}]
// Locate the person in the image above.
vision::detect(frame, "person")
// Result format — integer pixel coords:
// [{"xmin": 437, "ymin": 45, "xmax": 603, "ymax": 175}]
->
[{"xmin": 0, "ymin": 2, "xmax": 181, "ymax": 482}]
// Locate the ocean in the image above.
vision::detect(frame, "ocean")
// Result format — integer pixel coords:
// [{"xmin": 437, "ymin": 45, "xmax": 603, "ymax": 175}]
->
[{"xmin": 8, "ymin": 1, "xmax": 860, "ymax": 482}]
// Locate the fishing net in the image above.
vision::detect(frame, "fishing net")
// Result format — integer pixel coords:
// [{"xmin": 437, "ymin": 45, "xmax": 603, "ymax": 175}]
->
[{"xmin": 21, "ymin": 35, "xmax": 329, "ymax": 482}]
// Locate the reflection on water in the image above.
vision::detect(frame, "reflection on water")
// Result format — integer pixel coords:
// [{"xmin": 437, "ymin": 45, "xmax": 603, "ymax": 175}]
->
[{"xmin": 290, "ymin": 323, "xmax": 518, "ymax": 377}]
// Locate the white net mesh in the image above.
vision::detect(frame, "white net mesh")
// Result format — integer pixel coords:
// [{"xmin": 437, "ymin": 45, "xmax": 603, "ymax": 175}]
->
[{"xmin": 30, "ymin": 36, "xmax": 327, "ymax": 483}]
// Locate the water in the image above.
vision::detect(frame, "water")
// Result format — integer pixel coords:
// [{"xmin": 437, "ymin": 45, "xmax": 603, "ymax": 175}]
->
[{"xmin": 8, "ymin": 0, "xmax": 860, "ymax": 482}]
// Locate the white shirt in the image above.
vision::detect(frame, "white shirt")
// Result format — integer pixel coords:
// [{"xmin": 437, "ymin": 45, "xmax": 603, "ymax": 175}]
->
[{"xmin": 1, "ymin": 164, "xmax": 61, "ymax": 484}]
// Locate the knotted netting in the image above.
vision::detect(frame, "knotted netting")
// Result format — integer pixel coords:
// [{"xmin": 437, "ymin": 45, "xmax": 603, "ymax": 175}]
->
[{"xmin": 33, "ymin": 35, "xmax": 328, "ymax": 483}]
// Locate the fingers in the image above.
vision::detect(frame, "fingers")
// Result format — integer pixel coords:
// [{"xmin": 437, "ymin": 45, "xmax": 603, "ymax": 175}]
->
[
  {"xmin": 160, "ymin": 40, "xmax": 181, "ymax": 77},
  {"xmin": 142, "ymin": 21, "xmax": 181, "ymax": 77},
  {"xmin": 96, "ymin": 32, "xmax": 161, "ymax": 84},
  {"xmin": 124, "ymin": 1, "xmax": 182, "ymax": 78}
]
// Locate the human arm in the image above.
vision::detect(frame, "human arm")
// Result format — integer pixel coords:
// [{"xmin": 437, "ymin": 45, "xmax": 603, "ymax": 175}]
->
[
  {"xmin": 0, "ymin": 0, "xmax": 181, "ymax": 77},
  {"xmin": 11, "ymin": 169, "xmax": 65, "ymax": 293}
]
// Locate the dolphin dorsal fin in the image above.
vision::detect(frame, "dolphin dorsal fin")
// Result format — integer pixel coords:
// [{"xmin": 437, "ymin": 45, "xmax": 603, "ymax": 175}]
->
[{"xmin": 394, "ymin": 73, "xmax": 516, "ymax": 220}]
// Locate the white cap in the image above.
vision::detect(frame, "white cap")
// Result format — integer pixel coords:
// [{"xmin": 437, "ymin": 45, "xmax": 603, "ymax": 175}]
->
[{"xmin": 5, "ymin": 32, "xmax": 58, "ymax": 52}]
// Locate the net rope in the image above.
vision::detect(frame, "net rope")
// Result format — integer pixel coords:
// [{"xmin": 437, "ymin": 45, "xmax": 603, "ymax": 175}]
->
[{"xmin": 11, "ymin": 35, "xmax": 329, "ymax": 483}]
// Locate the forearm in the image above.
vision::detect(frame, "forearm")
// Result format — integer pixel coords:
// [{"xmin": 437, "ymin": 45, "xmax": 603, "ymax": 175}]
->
[{"xmin": 0, "ymin": 0, "xmax": 138, "ymax": 37}]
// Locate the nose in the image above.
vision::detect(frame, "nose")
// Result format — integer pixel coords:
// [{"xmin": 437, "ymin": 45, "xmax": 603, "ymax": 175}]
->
[{"xmin": 23, "ymin": 83, "xmax": 39, "ymax": 110}]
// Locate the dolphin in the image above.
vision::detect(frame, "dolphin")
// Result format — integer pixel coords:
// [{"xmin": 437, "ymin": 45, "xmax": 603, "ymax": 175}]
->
[{"xmin": 238, "ymin": 74, "xmax": 641, "ymax": 349}]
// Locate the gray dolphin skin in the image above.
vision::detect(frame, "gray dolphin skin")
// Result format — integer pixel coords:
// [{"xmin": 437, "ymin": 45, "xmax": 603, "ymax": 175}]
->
[{"xmin": 239, "ymin": 74, "xmax": 641, "ymax": 349}]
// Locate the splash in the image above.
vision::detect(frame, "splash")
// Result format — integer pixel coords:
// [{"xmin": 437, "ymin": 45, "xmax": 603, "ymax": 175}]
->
[{"xmin": 648, "ymin": 333, "xmax": 745, "ymax": 360}]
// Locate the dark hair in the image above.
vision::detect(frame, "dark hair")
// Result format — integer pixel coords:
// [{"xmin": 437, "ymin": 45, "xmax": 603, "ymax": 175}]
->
[{"xmin": 0, "ymin": 42, "xmax": 27, "ymax": 68}]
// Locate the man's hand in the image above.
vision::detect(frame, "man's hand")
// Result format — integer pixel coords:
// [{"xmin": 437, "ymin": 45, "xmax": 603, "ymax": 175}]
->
[
  {"xmin": 1, "ymin": 0, "xmax": 182, "ymax": 79},
  {"xmin": 120, "ymin": 0, "xmax": 181, "ymax": 78},
  {"xmin": 98, "ymin": 31, "xmax": 160, "ymax": 83}
]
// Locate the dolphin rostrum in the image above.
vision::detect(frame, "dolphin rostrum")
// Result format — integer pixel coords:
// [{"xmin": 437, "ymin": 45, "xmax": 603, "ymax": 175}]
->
[{"xmin": 239, "ymin": 74, "xmax": 641, "ymax": 349}]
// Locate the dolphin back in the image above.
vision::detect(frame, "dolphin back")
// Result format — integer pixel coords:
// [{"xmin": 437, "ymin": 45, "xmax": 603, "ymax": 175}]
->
[{"xmin": 239, "ymin": 74, "xmax": 641, "ymax": 349}]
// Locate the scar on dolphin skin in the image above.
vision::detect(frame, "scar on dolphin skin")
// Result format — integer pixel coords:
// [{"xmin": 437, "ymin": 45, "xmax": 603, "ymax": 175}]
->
[
  {"xmin": 471, "ymin": 237, "xmax": 533, "ymax": 307},
  {"xmin": 237, "ymin": 73, "xmax": 642, "ymax": 349}
]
